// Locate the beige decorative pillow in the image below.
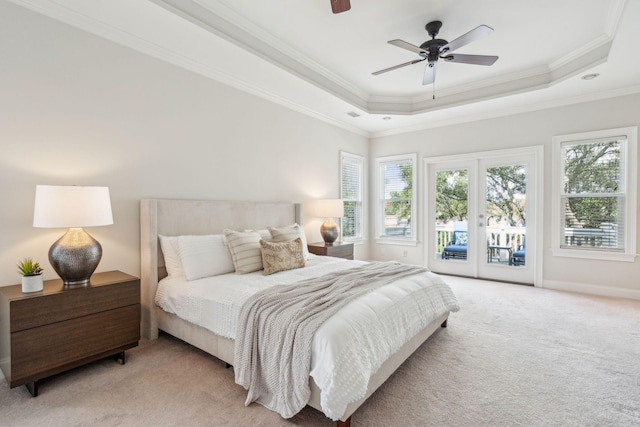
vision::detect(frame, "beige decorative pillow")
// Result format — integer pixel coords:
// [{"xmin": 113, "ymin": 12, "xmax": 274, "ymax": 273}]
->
[
  {"xmin": 223, "ymin": 229, "xmax": 263, "ymax": 274},
  {"xmin": 268, "ymin": 223, "xmax": 310, "ymax": 259},
  {"xmin": 260, "ymin": 238, "xmax": 305, "ymax": 276}
]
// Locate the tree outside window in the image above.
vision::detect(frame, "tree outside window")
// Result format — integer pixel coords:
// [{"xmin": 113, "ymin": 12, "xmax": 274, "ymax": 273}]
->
[
  {"xmin": 377, "ymin": 154, "xmax": 417, "ymax": 241},
  {"xmin": 552, "ymin": 127, "xmax": 637, "ymax": 261},
  {"xmin": 435, "ymin": 169, "xmax": 468, "ymax": 224},
  {"xmin": 561, "ymin": 140, "xmax": 623, "ymax": 249},
  {"xmin": 435, "ymin": 166, "xmax": 526, "ymax": 227}
]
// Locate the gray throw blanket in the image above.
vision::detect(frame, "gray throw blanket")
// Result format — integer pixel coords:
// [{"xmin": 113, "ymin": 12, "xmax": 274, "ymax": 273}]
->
[{"xmin": 233, "ymin": 261, "xmax": 427, "ymax": 418}]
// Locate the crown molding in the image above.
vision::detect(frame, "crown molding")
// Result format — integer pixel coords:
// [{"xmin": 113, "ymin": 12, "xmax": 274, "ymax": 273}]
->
[{"xmin": 371, "ymin": 84, "xmax": 640, "ymax": 138}]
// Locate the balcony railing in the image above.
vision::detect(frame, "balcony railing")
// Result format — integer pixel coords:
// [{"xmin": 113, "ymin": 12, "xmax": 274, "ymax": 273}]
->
[
  {"xmin": 436, "ymin": 225, "xmax": 526, "ymax": 257},
  {"xmin": 563, "ymin": 223, "xmax": 619, "ymax": 248}
]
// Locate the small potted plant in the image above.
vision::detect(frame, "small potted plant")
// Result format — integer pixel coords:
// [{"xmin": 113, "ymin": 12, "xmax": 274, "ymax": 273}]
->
[{"xmin": 18, "ymin": 257, "xmax": 44, "ymax": 293}]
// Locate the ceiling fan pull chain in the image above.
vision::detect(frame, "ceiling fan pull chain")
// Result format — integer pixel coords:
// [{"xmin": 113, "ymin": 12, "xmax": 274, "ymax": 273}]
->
[{"xmin": 433, "ymin": 81, "xmax": 436, "ymax": 100}]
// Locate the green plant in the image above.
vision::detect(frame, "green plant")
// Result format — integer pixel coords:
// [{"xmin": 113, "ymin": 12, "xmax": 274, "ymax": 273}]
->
[{"xmin": 17, "ymin": 257, "xmax": 43, "ymax": 276}]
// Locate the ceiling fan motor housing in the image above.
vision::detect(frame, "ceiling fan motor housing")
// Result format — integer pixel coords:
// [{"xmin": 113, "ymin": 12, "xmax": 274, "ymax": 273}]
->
[{"xmin": 420, "ymin": 39, "xmax": 448, "ymax": 61}]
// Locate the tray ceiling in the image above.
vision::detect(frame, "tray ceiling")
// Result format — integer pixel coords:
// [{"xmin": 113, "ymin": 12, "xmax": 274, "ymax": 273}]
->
[{"xmin": 9, "ymin": 0, "xmax": 640, "ymax": 136}]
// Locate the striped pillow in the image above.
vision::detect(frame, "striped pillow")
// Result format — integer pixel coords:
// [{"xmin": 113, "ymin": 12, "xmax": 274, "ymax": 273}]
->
[
  {"xmin": 268, "ymin": 223, "xmax": 310, "ymax": 259},
  {"xmin": 223, "ymin": 229, "xmax": 263, "ymax": 274}
]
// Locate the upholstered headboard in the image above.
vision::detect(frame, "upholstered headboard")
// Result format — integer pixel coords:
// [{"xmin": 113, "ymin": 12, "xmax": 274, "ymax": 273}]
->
[{"xmin": 140, "ymin": 199, "xmax": 302, "ymax": 339}]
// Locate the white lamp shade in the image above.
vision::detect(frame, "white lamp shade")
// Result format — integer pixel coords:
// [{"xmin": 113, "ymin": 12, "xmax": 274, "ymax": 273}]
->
[
  {"xmin": 309, "ymin": 199, "xmax": 344, "ymax": 218},
  {"xmin": 33, "ymin": 185, "xmax": 113, "ymax": 228}
]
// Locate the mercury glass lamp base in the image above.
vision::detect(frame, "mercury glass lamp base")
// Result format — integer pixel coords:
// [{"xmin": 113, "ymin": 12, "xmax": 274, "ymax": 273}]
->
[
  {"xmin": 49, "ymin": 228, "xmax": 102, "ymax": 286},
  {"xmin": 320, "ymin": 217, "xmax": 340, "ymax": 245}
]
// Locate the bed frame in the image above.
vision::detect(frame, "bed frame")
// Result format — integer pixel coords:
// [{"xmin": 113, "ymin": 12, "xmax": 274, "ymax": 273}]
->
[{"xmin": 140, "ymin": 199, "xmax": 449, "ymax": 426}]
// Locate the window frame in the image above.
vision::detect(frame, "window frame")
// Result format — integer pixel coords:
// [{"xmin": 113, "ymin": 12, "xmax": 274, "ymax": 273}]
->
[
  {"xmin": 551, "ymin": 126, "xmax": 637, "ymax": 262},
  {"xmin": 340, "ymin": 151, "xmax": 365, "ymax": 243},
  {"xmin": 375, "ymin": 153, "xmax": 418, "ymax": 246}
]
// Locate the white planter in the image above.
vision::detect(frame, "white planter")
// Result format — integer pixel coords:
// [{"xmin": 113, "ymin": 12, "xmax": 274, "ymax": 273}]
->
[{"xmin": 22, "ymin": 274, "xmax": 43, "ymax": 293}]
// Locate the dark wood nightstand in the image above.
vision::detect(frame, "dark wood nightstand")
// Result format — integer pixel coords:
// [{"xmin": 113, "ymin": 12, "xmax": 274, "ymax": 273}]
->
[
  {"xmin": 0, "ymin": 270, "xmax": 140, "ymax": 396},
  {"xmin": 308, "ymin": 242, "xmax": 354, "ymax": 260}
]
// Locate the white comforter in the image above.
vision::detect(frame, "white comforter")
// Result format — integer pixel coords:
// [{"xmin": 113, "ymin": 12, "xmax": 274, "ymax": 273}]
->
[{"xmin": 155, "ymin": 255, "xmax": 459, "ymax": 420}]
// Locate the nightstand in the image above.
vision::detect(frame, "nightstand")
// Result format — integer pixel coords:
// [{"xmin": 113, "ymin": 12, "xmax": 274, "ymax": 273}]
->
[
  {"xmin": 0, "ymin": 270, "xmax": 140, "ymax": 396},
  {"xmin": 308, "ymin": 242, "xmax": 354, "ymax": 260}
]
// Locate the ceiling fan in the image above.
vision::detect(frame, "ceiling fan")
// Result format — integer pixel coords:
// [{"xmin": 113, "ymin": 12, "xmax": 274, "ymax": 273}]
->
[{"xmin": 373, "ymin": 21, "xmax": 498, "ymax": 86}]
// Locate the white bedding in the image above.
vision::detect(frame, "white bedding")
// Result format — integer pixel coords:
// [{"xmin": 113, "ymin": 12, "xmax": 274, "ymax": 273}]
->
[{"xmin": 155, "ymin": 255, "xmax": 459, "ymax": 420}]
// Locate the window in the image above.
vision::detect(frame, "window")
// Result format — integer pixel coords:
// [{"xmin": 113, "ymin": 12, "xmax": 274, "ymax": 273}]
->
[
  {"xmin": 376, "ymin": 153, "xmax": 417, "ymax": 244},
  {"xmin": 340, "ymin": 152, "xmax": 364, "ymax": 242},
  {"xmin": 552, "ymin": 127, "xmax": 637, "ymax": 261}
]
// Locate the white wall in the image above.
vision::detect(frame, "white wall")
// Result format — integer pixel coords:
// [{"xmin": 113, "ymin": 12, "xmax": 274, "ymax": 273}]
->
[
  {"xmin": 370, "ymin": 93, "xmax": 640, "ymax": 299},
  {"xmin": 0, "ymin": 2, "xmax": 369, "ymax": 287},
  {"xmin": 3, "ymin": 2, "xmax": 638, "ymax": 300}
]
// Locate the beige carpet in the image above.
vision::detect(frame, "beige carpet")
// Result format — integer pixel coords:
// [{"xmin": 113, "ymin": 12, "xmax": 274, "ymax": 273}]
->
[{"xmin": 1, "ymin": 276, "xmax": 639, "ymax": 426}]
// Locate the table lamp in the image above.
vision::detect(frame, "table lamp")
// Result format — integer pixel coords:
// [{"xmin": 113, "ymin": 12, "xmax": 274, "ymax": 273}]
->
[
  {"xmin": 311, "ymin": 199, "xmax": 344, "ymax": 245},
  {"xmin": 33, "ymin": 185, "xmax": 113, "ymax": 286}
]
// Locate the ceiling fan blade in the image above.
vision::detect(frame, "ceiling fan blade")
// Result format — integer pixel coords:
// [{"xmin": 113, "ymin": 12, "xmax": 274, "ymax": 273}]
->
[
  {"xmin": 330, "ymin": 0, "xmax": 351, "ymax": 13},
  {"xmin": 423, "ymin": 61, "xmax": 437, "ymax": 85},
  {"xmin": 372, "ymin": 58, "xmax": 426, "ymax": 75},
  {"xmin": 442, "ymin": 53, "xmax": 498, "ymax": 66},
  {"xmin": 388, "ymin": 39, "xmax": 426, "ymax": 55},
  {"xmin": 441, "ymin": 25, "xmax": 493, "ymax": 54}
]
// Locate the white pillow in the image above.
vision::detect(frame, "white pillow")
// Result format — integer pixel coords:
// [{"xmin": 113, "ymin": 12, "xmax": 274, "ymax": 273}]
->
[
  {"xmin": 159, "ymin": 235, "xmax": 184, "ymax": 278},
  {"xmin": 244, "ymin": 229, "xmax": 272, "ymax": 242},
  {"xmin": 177, "ymin": 234, "xmax": 235, "ymax": 281},
  {"xmin": 223, "ymin": 229, "xmax": 263, "ymax": 274},
  {"xmin": 268, "ymin": 223, "xmax": 310, "ymax": 259}
]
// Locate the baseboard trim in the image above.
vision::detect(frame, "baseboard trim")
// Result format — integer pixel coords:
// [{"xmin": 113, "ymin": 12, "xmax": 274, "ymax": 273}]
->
[{"xmin": 541, "ymin": 280, "xmax": 640, "ymax": 301}]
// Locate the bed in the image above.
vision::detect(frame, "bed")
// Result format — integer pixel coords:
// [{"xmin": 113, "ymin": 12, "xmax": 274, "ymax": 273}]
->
[{"xmin": 140, "ymin": 199, "xmax": 459, "ymax": 426}]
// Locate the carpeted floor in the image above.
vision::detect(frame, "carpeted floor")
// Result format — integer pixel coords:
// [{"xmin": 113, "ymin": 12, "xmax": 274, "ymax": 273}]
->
[{"xmin": 1, "ymin": 276, "xmax": 639, "ymax": 426}]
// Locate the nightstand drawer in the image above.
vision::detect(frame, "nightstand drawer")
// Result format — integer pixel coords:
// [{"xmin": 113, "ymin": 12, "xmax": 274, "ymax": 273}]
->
[
  {"xmin": 10, "ymin": 304, "xmax": 140, "ymax": 385},
  {"xmin": 9, "ymin": 278, "xmax": 139, "ymax": 333}
]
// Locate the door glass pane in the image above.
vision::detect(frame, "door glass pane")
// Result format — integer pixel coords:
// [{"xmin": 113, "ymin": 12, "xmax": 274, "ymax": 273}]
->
[
  {"xmin": 435, "ymin": 169, "xmax": 469, "ymax": 260},
  {"xmin": 485, "ymin": 165, "xmax": 526, "ymax": 266}
]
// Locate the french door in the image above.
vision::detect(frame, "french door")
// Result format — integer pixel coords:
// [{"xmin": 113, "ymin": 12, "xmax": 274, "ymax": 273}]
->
[{"xmin": 424, "ymin": 147, "xmax": 542, "ymax": 285}]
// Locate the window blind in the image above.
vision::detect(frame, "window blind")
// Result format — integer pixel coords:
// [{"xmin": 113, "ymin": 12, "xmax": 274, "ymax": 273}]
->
[
  {"xmin": 560, "ymin": 137, "xmax": 626, "ymax": 250},
  {"xmin": 380, "ymin": 158, "xmax": 413, "ymax": 238},
  {"xmin": 341, "ymin": 153, "xmax": 363, "ymax": 240}
]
